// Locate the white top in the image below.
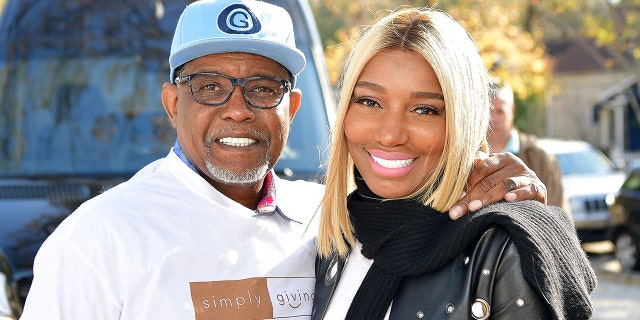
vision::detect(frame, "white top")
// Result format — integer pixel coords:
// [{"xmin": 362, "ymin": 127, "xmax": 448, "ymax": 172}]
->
[
  {"xmin": 323, "ymin": 242, "xmax": 392, "ymax": 320},
  {"xmin": 20, "ymin": 151, "xmax": 324, "ymax": 320}
]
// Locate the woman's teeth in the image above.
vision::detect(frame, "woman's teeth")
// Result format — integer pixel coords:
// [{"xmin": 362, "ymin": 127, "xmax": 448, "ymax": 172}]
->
[{"xmin": 371, "ymin": 155, "xmax": 413, "ymax": 168}]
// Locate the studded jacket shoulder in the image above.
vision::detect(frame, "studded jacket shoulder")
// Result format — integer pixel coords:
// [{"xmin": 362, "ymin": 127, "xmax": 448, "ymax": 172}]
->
[{"xmin": 311, "ymin": 227, "xmax": 553, "ymax": 320}]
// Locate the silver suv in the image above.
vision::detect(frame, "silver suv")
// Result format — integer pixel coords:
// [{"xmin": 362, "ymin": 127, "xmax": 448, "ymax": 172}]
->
[{"xmin": 537, "ymin": 139, "xmax": 626, "ymax": 242}]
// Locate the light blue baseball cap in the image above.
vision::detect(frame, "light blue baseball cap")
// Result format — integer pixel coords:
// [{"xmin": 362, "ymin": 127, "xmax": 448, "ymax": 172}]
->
[{"xmin": 169, "ymin": 0, "xmax": 306, "ymax": 85}]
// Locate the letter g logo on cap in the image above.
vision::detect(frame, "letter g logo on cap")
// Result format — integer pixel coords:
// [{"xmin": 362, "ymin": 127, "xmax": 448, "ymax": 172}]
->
[{"xmin": 218, "ymin": 4, "xmax": 261, "ymax": 34}]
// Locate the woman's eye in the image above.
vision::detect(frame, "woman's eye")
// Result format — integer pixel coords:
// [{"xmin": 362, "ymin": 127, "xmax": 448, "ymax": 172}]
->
[
  {"xmin": 351, "ymin": 97, "xmax": 380, "ymax": 108},
  {"xmin": 413, "ymin": 105, "xmax": 442, "ymax": 115}
]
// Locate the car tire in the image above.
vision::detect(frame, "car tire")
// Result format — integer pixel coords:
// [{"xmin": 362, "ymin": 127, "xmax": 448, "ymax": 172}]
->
[{"xmin": 614, "ymin": 230, "xmax": 640, "ymax": 271}]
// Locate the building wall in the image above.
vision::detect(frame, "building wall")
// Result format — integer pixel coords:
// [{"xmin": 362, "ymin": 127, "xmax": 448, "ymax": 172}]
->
[{"xmin": 546, "ymin": 71, "xmax": 630, "ymax": 150}]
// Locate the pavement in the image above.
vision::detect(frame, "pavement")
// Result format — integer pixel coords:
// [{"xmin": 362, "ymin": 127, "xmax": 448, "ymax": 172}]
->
[{"xmin": 583, "ymin": 241, "xmax": 640, "ymax": 320}]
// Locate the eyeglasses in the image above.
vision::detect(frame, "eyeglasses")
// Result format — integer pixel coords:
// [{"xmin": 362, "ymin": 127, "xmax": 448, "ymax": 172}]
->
[{"xmin": 174, "ymin": 73, "xmax": 291, "ymax": 109}]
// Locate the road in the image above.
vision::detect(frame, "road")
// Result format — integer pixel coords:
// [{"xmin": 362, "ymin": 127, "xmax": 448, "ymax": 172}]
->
[{"xmin": 585, "ymin": 241, "xmax": 640, "ymax": 320}]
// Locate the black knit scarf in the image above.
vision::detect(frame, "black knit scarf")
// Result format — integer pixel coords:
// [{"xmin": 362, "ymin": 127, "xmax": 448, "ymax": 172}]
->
[{"xmin": 345, "ymin": 176, "xmax": 597, "ymax": 320}]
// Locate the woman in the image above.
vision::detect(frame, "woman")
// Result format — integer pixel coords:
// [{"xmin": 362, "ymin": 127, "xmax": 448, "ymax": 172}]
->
[{"xmin": 312, "ymin": 8, "xmax": 596, "ymax": 320}]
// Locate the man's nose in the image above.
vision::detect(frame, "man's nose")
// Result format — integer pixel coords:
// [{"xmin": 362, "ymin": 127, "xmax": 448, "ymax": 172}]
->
[{"xmin": 218, "ymin": 85, "xmax": 256, "ymax": 122}]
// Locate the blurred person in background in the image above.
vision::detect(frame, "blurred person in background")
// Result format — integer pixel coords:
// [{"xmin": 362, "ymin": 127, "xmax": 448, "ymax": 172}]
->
[{"xmin": 488, "ymin": 83, "xmax": 569, "ymax": 216}]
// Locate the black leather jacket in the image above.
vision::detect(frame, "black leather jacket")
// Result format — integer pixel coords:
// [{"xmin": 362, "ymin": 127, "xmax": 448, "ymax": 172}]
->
[{"xmin": 312, "ymin": 228, "xmax": 553, "ymax": 320}]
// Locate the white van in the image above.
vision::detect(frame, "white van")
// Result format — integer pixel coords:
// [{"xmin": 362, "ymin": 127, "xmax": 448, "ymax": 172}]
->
[
  {"xmin": 0, "ymin": 0, "xmax": 334, "ymax": 317},
  {"xmin": 537, "ymin": 139, "xmax": 626, "ymax": 242}
]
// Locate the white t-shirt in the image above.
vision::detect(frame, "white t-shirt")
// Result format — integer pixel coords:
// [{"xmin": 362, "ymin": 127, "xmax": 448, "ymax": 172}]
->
[
  {"xmin": 323, "ymin": 242, "xmax": 392, "ymax": 320},
  {"xmin": 20, "ymin": 151, "xmax": 324, "ymax": 320}
]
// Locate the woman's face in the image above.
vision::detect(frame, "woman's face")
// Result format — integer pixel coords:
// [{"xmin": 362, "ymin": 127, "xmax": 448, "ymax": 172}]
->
[{"xmin": 345, "ymin": 49, "xmax": 446, "ymax": 198}]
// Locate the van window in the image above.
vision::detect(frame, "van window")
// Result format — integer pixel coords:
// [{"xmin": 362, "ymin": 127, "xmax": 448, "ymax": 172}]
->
[{"xmin": 0, "ymin": 0, "xmax": 330, "ymax": 180}]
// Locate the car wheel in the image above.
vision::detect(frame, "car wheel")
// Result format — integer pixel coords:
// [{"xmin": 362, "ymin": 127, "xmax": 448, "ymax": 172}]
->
[{"xmin": 614, "ymin": 231, "xmax": 640, "ymax": 271}]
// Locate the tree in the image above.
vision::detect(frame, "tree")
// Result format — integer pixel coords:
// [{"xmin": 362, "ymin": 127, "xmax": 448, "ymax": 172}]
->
[
  {"xmin": 527, "ymin": 0, "xmax": 640, "ymax": 74},
  {"xmin": 310, "ymin": 0, "xmax": 552, "ymax": 135},
  {"xmin": 527, "ymin": 0, "xmax": 640, "ymax": 129}
]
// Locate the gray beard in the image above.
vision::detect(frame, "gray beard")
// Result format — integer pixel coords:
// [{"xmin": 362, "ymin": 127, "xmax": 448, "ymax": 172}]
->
[
  {"xmin": 204, "ymin": 125, "xmax": 271, "ymax": 185},
  {"xmin": 205, "ymin": 160, "xmax": 270, "ymax": 185}
]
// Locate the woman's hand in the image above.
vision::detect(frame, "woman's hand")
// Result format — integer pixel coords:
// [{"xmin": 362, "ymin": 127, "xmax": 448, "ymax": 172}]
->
[{"xmin": 449, "ymin": 152, "xmax": 547, "ymax": 220}]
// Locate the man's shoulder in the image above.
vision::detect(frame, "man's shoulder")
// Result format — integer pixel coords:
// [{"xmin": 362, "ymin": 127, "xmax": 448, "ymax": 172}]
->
[
  {"xmin": 517, "ymin": 131, "xmax": 540, "ymax": 148},
  {"xmin": 518, "ymin": 132, "xmax": 556, "ymax": 159},
  {"xmin": 70, "ymin": 155, "xmax": 179, "ymax": 216},
  {"xmin": 273, "ymin": 174, "xmax": 325, "ymax": 222},
  {"xmin": 275, "ymin": 177, "xmax": 325, "ymax": 206},
  {"xmin": 273, "ymin": 174, "xmax": 326, "ymax": 195}
]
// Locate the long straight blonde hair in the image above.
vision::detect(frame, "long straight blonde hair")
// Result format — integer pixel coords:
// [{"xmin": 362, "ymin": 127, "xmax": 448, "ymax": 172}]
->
[{"xmin": 317, "ymin": 8, "xmax": 492, "ymax": 258}]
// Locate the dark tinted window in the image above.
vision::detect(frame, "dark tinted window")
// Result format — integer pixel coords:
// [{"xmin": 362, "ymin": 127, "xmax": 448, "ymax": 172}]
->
[
  {"xmin": 0, "ymin": 0, "xmax": 330, "ymax": 179},
  {"xmin": 621, "ymin": 170, "xmax": 640, "ymax": 192}
]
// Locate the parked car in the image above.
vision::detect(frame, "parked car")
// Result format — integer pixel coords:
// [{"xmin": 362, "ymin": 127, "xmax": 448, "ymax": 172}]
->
[
  {"xmin": 0, "ymin": 0, "xmax": 334, "ymax": 318},
  {"xmin": 608, "ymin": 167, "xmax": 640, "ymax": 271},
  {"xmin": 536, "ymin": 139, "xmax": 626, "ymax": 242}
]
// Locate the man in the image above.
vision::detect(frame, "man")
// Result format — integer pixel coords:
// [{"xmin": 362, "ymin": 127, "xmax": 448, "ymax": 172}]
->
[
  {"xmin": 21, "ymin": 0, "xmax": 546, "ymax": 318},
  {"xmin": 488, "ymin": 83, "xmax": 568, "ymax": 213}
]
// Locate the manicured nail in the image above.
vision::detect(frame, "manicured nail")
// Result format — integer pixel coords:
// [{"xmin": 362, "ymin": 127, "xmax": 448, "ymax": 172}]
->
[
  {"xmin": 504, "ymin": 192, "xmax": 517, "ymax": 202},
  {"xmin": 449, "ymin": 206, "xmax": 463, "ymax": 220},
  {"xmin": 468, "ymin": 200, "xmax": 482, "ymax": 211}
]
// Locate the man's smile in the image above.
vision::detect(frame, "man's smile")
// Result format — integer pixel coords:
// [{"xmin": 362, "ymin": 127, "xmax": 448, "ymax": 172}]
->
[{"xmin": 218, "ymin": 137, "xmax": 258, "ymax": 147}]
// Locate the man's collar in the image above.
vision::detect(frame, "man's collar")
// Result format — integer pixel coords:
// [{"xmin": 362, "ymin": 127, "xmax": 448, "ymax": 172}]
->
[
  {"xmin": 251, "ymin": 171, "xmax": 300, "ymax": 223},
  {"xmin": 171, "ymin": 139, "xmax": 299, "ymax": 223},
  {"xmin": 503, "ymin": 128, "xmax": 521, "ymax": 154},
  {"xmin": 172, "ymin": 139, "xmax": 198, "ymax": 172}
]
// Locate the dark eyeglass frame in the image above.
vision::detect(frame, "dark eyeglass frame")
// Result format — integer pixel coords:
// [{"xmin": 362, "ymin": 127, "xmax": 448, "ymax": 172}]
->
[{"xmin": 174, "ymin": 73, "xmax": 292, "ymax": 109}]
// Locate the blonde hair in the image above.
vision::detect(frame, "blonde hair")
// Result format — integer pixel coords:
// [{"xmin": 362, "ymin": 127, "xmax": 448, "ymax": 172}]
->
[{"xmin": 317, "ymin": 8, "xmax": 492, "ymax": 258}]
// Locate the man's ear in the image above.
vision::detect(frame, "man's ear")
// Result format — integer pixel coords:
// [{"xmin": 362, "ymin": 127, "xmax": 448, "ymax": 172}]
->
[
  {"xmin": 288, "ymin": 88, "xmax": 302, "ymax": 123},
  {"xmin": 161, "ymin": 82, "xmax": 179, "ymax": 129}
]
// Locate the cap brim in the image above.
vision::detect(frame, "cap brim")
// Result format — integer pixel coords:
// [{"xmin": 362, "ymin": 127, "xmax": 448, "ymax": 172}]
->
[{"xmin": 170, "ymin": 38, "xmax": 306, "ymax": 80}]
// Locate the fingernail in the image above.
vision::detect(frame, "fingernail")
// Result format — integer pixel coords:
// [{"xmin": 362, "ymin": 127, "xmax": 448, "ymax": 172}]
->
[
  {"xmin": 468, "ymin": 200, "xmax": 482, "ymax": 211},
  {"xmin": 449, "ymin": 206, "xmax": 462, "ymax": 220}
]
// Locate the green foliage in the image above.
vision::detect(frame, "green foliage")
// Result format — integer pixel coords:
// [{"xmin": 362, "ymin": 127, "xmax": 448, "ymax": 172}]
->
[
  {"xmin": 528, "ymin": 0, "xmax": 640, "ymax": 73},
  {"xmin": 514, "ymin": 94, "xmax": 546, "ymax": 137},
  {"xmin": 310, "ymin": 0, "xmax": 640, "ymax": 135},
  {"xmin": 310, "ymin": 0, "xmax": 552, "ymax": 134}
]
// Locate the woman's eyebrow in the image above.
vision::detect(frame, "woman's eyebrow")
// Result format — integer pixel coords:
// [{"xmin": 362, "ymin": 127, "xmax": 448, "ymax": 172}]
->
[
  {"xmin": 354, "ymin": 81, "xmax": 386, "ymax": 92},
  {"xmin": 355, "ymin": 80, "xmax": 444, "ymax": 100},
  {"xmin": 413, "ymin": 92, "xmax": 445, "ymax": 100}
]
